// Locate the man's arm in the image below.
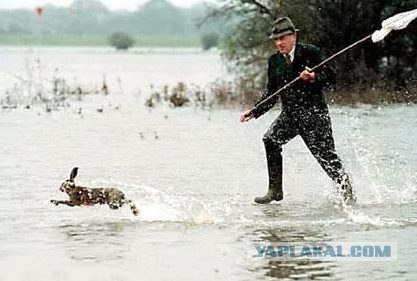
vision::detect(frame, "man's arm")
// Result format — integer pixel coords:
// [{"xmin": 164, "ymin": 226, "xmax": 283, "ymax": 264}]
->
[
  {"xmin": 240, "ymin": 55, "xmax": 281, "ymax": 122},
  {"xmin": 251, "ymin": 55, "xmax": 281, "ymax": 119}
]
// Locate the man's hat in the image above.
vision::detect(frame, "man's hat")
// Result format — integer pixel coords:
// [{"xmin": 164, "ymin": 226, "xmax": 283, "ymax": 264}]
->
[{"xmin": 269, "ymin": 17, "xmax": 299, "ymax": 39}]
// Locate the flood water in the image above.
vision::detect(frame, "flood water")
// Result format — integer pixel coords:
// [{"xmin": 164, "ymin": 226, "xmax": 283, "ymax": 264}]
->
[{"xmin": 1, "ymin": 47, "xmax": 417, "ymax": 281}]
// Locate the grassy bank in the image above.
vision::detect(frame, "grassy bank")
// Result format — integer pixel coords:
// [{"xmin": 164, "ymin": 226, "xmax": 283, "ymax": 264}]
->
[
  {"xmin": 201, "ymin": 81, "xmax": 417, "ymax": 107},
  {"xmin": 0, "ymin": 34, "xmax": 201, "ymax": 47},
  {"xmin": 141, "ymin": 80, "xmax": 417, "ymax": 110}
]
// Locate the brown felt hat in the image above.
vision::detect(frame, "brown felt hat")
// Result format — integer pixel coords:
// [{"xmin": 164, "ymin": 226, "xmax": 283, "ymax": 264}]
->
[{"xmin": 269, "ymin": 17, "xmax": 299, "ymax": 39}]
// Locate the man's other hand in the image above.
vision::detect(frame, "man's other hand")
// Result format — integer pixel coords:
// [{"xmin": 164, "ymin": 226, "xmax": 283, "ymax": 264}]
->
[{"xmin": 240, "ymin": 109, "xmax": 255, "ymax": 122}]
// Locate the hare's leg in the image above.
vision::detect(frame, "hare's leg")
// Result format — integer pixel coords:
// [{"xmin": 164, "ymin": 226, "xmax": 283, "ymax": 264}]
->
[
  {"xmin": 127, "ymin": 200, "xmax": 139, "ymax": 216},
  {"xmin": 50, "ymin": 200, "xmax": 76, "ymax": 207},
  {"xmin": 120, "ymin": 199, "xmax": 139, "ymax": 216},
  {"xmin": 108, "ymin": 203, "xmax": 119, "ymax": 209}
]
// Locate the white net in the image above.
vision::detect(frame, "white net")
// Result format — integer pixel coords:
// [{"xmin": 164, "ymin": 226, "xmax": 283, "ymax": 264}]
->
[{"xmin": 372, "ymin": 8, "xmax": 417, "ymax": 42}]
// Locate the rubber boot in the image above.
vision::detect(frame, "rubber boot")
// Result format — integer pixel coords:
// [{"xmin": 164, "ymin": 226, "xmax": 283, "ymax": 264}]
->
[{"xmin": 254, "ymin": 142, "xmax": 284, "ymax": 204}]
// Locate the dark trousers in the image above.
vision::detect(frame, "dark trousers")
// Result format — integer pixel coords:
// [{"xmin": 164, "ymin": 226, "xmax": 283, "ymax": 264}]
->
[{"xmin": 263, "ymin": 108, "xmax": 347, "ymax": 191}]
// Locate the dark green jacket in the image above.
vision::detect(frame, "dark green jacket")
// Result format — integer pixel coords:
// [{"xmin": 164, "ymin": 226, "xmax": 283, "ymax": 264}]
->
[{"xmin": 253, "ymin": 42, "xmax": 335, "ymax": 118}]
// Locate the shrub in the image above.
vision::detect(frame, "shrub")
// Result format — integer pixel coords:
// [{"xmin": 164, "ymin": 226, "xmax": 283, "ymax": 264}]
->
[
  {"xmin": 201, "ymin": 32, "xmax": 219, "ymax": 50},
  {"xmin": 109, "ymin": 32, "xmax": 135, "ymax": 50}
]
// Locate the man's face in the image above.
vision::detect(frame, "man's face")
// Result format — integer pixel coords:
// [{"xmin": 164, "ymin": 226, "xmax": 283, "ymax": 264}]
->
[{"xmin": 274, "ymin": 33, "xmax": 297, "ymax": 54}]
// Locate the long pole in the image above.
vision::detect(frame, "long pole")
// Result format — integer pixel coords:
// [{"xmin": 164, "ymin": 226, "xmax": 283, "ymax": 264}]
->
[{"xmin": 251, "ymin": 34, "xmax": 372, "ymax": 112}]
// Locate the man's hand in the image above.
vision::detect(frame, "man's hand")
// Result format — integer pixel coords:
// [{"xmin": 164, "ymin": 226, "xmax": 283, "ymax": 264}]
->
[
  {"xmin": 240, "ymin": 109, "xmax": 255, "ymax": 123},
  {"xmin": 300, "ymin": 68, "xmax": 316, "ymax": 82}
]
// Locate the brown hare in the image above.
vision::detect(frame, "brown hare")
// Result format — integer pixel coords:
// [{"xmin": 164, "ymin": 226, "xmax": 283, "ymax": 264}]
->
[{"xmin": 51, "ymin": 167, "xmax": 139, "ymax": 216}]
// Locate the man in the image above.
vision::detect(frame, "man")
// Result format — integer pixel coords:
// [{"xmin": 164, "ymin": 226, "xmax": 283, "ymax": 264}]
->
[{"xmin": 240, "ymin": 17, "xmax": 355, "ymax": 204}]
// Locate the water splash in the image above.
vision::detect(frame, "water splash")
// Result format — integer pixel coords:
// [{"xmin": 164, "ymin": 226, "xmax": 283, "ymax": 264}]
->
[{"xmin": 100, "ymin": 181, "xmax": 219, "ymax": 224}]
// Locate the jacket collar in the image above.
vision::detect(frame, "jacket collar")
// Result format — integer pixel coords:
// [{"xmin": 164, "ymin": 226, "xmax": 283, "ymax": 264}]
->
[{"xmin": 292, "ymin": 42, "xmax": 303, "ymax": 65}]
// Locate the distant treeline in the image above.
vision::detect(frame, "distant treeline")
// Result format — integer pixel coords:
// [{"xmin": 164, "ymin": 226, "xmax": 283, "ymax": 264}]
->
[
  {"xmin": 206, "ymin": 0, "xmax": 417, "ymax": 104},
  {"xmin": 0, "ymin": 0, "xmax": 222, "ymax": 40}
]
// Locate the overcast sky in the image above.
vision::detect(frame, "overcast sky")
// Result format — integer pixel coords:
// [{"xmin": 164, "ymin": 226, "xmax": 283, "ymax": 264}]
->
[{"xmin": 0, "ymin": 0, "xmax": 209, "ymax": 10}]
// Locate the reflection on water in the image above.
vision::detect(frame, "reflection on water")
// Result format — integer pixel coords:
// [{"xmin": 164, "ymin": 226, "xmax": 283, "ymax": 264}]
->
[
  {"xmin": 246, "ymin": 224, "xmax": 335, "ymax": 280},
  {"xmin": 263, "ymin": 260, "xmax": 334, "ymax": 280},
  {"xmin": 58, "ymin": 221, "xmax": 135, "ymax": 262}
]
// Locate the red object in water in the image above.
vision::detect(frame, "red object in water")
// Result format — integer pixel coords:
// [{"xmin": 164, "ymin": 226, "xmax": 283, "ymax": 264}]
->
[{"xmin": 36, "ymin": 6, "xmax": 44, "ymax": 16}]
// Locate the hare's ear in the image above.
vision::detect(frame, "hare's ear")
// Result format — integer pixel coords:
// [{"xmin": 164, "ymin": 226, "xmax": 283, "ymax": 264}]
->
[{"xmin": 69, "ymin": 167, "xmax": 78, "ymax": 181}]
